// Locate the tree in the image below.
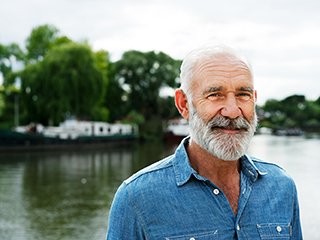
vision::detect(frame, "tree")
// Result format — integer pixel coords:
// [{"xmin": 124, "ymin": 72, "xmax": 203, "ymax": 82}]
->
[
  {"xmin": 20, "ymin": 42, "xmax": 108, "ymax": 125},
  {"xmin": 0, "ymin": 43, "xmax": 24, "ymax": 128},
  {"xmin": 0, "ymin": 86, "xmax": 5, "ymax": 117},
  {"xmin": 302, "ymin": 99, "xmax": 320, "ymax": 131},
  {"xmin": 0, "ymin": 43, "xmax": 24, "ymax": 86},
  {"xmin": 280, "ymin": 95, "xmax": 307, "ymax": 128},
  {"xmin": 0, "ymin": 85, "xmax": 20, "ymax": 128},
  {"xmin": 159, "ymin": 96, "xmax": 180, "ymax": 120},
  {"xmin": 104, "ymin": 62, "xmax": 127, "ymax": 122},
  {"xmin": 25, "ymin": 24, "xmax": 59, "ymax": 62},
  {"xmin": 91, "ymin": 50, "xmax": 110, "ymax": 121},
  {"xmin": 112, "ymin": 50, "xmax": 180, "ymax": 119},
  {"xmin": 260, "ymin": 94, "xmax": 320, "ymax": 132},
  {"xmin": 107, "ymin": 50, "xmax": 181, "ymax": 139}
]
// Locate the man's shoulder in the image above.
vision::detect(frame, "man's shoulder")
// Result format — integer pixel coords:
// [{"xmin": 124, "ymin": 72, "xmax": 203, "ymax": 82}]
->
[
  {"xmin": 248, "ymin": 156, "xmax": 299, "ymax": 197},
  {"xmin": 250, "ymin": 156, "xmax": 293, "ymax": 180},
  {"xmin": 251, "ymin": 156, "xmax": 283, "ymax": 168},
  {"xmin": 124, "ymin": 154, "xmax": 175, "ymax": 186}
]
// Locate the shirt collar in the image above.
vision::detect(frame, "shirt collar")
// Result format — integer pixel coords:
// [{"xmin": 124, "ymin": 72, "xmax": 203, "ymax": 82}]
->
[
  {"xmin": 172, "ymin": 137, "xmax": 267, "ymax": 186},
  {"xmin": 240, "ymin": 154, "xmax": 268, "ymax": 182},
  {"xmin": 173, "ymin": 137, "xmax": 197, "ymax": 186}
]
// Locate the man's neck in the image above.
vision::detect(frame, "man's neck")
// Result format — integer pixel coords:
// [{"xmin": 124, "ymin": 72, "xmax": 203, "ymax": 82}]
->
[
  {"xmin": 187, "ymin": 140, "xmax": 241, "ymax": 214},
  {"xmin": 187, "ymin": 140, "xmax": 241, "ymax": 182}
]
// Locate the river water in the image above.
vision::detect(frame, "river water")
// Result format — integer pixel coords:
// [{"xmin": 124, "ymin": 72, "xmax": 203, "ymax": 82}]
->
[{"xmin": 0, "ymin": 135, "xmax": 319, "ymax": 240}]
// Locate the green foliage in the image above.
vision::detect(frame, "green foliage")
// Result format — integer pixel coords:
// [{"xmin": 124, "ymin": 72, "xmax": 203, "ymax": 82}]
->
[
  {"xmin": 0, "ymin": 87, "xmax": 4, "ymax": 117},
  {"xmin": 112, "ymin": 50, "xmax": 180, "ymax": 119},
  {"xmin": 94, "ymin": 50, "xmax": 109, "ymax": 92},
  {"xmin": 139, "ymin": 116, "xmax": 164, "ymax": 140},
  {"xmin": 0, "ymin": 43, "xmax": 24, "ymax": 86},
  {"xmin": 158, "ymin": 96, "xmax": 180, "ymax": 120},
  {"xmin": 0, "ymin": 86, "xmax": 20, "ymax": 129},
  {"xmin": 25, "ymin": 24, "xmax": 59, "ymax": 62},
  {"xmin": 104, "ymin": 50, "xmax": 181, "ymax": 139},
  {"xmin": 259, "ymin": 94, "xmax": 320, "ymax": 132},
  {"xmin": 104, "ymin": 62, "xmax": 127, "ymax": 122},
  {"xmin": 91, "ymin": 50, "xmax": 110, "ymax": 121},
  {"xmin": 91, "ymin": 106, "xmax": 109, "ymax": 122},
  {"xmin": 52, "ymin": 36, "xmax": 73, "ymax": 47},
  {"xmin": 121, "ymin": 110, "xmax": 145, "ymax": 125},
  {"xmin": 20, "ymin": 42, "xmax": 108, "ymax": 125}
]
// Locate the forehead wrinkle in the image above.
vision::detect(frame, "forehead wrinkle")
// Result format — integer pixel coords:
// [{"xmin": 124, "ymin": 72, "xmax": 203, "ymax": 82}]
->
[
  {"xmin": 197, "ymin": 70, "xmax": 252, "ymax": 84},
  {"xmin": 205, "ymin": 70, "xmax": 251, "ymax": 79},
  {"xmin": 194, "ymin": 59, "xmax": 251, "ymax": 80}
]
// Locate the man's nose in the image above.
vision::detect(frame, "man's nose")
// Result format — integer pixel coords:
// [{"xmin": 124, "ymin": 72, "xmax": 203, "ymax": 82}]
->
[{"xmin": 220, "ymin": 95, "xmax": 242, "ymax": 119}]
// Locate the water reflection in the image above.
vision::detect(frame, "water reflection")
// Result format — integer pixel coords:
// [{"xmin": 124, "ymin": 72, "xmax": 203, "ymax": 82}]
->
[
  {"xmin": 0, "ymin": 142, "xmax": 176, "ymax": 240},
  {"xmin": 21, "ymin": 150, "xmax": 128, "ymax": 240}
]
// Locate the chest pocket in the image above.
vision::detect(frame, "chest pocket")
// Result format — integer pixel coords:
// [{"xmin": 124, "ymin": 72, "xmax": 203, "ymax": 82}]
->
[
  {"xmin": 257, "ymin": 223, "xmax": 292, "ymax": 239},
  {"xmin": 165, "ymin": 230, "xmax": 218, "ymax": 240}
]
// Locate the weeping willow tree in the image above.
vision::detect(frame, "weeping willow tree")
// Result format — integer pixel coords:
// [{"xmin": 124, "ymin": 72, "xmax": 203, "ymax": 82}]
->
[{"xmin": 20, "ymin": 42, "xmax": 109, "ymax": 125}]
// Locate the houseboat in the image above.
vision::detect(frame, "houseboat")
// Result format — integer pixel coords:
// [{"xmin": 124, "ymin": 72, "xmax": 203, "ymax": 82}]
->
[
  {"xmin": 0, "ymin": 119, "xmax": 138, "ymax": 151},
  {"xmin": 164, "ymin": 118, "xmax": 189, "ymax": 142}
]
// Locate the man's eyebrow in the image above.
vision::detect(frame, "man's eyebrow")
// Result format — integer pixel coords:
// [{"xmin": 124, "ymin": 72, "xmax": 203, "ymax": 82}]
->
[
  {"xmin": 238, "ymin": 87, "xmax": 254, "ymax": 93},
  {"xmin": 203, "ymin": 86, "xmax": 254, "ymax": 95},
  {"xmin": 202, "ymin": 86, "xmax": 223, "ymax": 96}
]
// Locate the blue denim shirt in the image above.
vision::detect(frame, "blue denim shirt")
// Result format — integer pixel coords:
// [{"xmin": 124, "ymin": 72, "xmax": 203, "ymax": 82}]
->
[{"xmin": 106, "ymin": 138, "xmax": 302, "ymax": 239}]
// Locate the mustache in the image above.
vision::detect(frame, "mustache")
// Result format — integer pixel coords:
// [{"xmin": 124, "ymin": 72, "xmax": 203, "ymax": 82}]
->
[{"xmin": 207, "ymin": 115, "xmax": 251, "ymax": 131}]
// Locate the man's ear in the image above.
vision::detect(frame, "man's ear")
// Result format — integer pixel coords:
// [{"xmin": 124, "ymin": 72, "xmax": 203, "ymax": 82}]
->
[{"xmin": 175, "ymin": 89, "xmax": 189, "ymax": 120}]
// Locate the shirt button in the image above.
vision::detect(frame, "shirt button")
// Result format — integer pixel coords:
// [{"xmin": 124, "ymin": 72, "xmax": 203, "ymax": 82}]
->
[
  {"xmin": 276, "ymin": 226, "xmax": 282, "ymax": 232},
  {"xmin": 189, "ymin": 238, "xmax": 196, "ymax": 240},
  {"xmin": 236, "ymin": 224, "xmax": 240, "ymax": 231},
  {"xmin": 213, "ymin": 189, "xmax": 220, "ymax": 195}
]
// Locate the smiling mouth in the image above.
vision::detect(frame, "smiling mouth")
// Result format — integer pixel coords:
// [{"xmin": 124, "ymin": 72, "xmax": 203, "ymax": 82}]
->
[
  {"xmin": 207, "ymin": 116, "xmax": 250, "ymax": 133},
  {"xmin": 212, "ymin": 126, "xmax": 247, "ymax": 132}
]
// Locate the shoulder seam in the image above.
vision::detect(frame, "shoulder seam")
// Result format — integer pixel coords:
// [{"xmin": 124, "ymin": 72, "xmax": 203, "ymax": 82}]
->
[
  {"xmin": 124, "ymin": 155, "xmax": 174, "ymax": 185},
  {"xmin": 251, "ymin": 158, "xmax": 285, "ymax": 170}
]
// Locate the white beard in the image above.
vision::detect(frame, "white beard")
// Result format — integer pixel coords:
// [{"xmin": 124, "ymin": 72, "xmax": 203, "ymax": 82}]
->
[{"xmin": 188, "ymin": 106, "xmax": 258, "ymax": 161}]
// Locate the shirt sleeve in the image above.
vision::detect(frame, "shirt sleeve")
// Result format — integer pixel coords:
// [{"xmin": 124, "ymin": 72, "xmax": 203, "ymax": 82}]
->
[
  {"xmin": 106, "ymin": 182, "xmax": 146, "ymax": 240},
  {"xmin": 291, "ymin": 183, "xmax": 303, "ymax": 239}
]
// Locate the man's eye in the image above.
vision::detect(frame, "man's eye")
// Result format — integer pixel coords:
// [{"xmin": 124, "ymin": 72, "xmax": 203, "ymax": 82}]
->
[
  {"xmin": 236, "ymin": 93, "xmax": 252, "ymax": 101},
  {"xmin": 208, "ymin": 93, "xmax": 223, "ymax": 98}
]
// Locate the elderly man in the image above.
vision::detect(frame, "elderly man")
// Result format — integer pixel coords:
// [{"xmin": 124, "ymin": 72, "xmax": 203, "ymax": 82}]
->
[{"xmin": 106, "ymin": 45, "xmax": 302, "ymax": 239}]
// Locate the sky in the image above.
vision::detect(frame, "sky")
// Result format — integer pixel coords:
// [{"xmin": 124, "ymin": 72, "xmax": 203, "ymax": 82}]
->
[{"xmin": 1, "ymin": 0, "xmax": 320, "ymax": 104}]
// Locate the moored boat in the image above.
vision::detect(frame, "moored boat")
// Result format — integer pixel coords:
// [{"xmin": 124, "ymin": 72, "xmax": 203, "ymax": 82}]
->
[
  {"xmin": 164, "ymin": 118, "xmax": 189, "ymax": 142},
  {"xmin": 0, "ymin": 120, "xmax": 138, "ymax": 151}
]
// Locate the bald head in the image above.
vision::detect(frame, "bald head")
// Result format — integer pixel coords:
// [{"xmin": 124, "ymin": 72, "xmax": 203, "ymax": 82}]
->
[{"xmin": 179, "ymin": 45, "xmax": 253, "ymax": 98}]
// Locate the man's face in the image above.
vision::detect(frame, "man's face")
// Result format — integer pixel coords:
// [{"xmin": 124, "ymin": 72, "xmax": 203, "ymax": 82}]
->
[{"xmin": 187, "ymin": 55, "xmax": 257, "ymax": 160}]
